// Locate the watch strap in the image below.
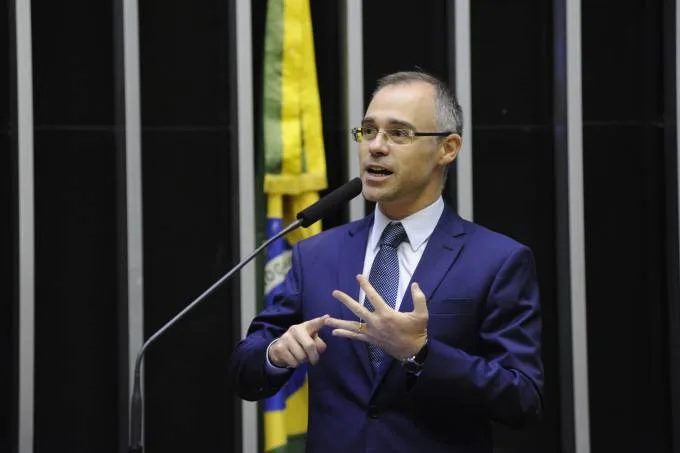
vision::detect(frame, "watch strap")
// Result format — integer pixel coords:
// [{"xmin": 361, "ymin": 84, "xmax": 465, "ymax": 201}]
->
[{"xmin": 402, "ymin": 340, "xmax": 428, "ymax": 374}]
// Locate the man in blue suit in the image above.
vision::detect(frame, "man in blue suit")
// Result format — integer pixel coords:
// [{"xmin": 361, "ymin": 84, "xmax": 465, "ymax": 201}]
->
[{"xmin": 230, "ymin": 71, "xmax": 543, "ymax": 453}]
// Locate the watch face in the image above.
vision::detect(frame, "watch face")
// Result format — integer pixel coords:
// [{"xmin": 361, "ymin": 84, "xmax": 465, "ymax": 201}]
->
[{"xmin": 403, "ymin": 359, "xmax": 423, "ymax": 374}]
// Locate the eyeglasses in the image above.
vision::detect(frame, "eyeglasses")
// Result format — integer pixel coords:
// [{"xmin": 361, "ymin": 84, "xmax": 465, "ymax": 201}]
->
[{"xmin": 351, "ymin": 126, "xmax": 452, "ymax": 145}]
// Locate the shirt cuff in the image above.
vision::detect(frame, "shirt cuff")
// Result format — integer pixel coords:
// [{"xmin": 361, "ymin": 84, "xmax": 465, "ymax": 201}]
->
[{"xmin": 265, "ymin": 338, "xmax": 291, "ymax": 375}]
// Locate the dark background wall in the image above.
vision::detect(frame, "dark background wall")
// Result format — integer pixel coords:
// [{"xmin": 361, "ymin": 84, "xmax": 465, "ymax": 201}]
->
[
  {"xmin": 3, "ymin": 0, "xmax": 243, "ymax": 452},
  {"xmin": 470, "ymin": 3, "xmax": 559, "ymax": 452},
  {"xmin": 362, "ymin": 0, "xmax": 450, "ymax": 215},
  {"xmin": 582, "ymin": 2, "xmax": 675, "ymax": 452},
  {"xmin": 1, "ymin": 0, "xmax": 679, "ymax": 452},
  {"xmin": 138, "ymin": 0, "xmax": 241, "ymax": 452},
  {"xmin": 1, "ymin": 0, "xmax": 16, "ymax": 452},
  {"xmin": 30, "ymin": 0, "xmax": 121, "ymax": 451}
]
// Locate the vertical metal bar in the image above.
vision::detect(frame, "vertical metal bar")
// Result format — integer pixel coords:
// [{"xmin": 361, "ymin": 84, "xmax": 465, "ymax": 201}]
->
[
  {"xmin": 555, "ymin": 0, "xmax": 590, "ymax": 450},
  {"xmin": 565, "ymin": 1, "xmax": 590, "ymax": 451},
  {"xmin": 235, "ymin": 0, "xmax": 258, "ymax": 451},
  {"xmin": 454, "ymin": 0, "xmax": 473, "ymax": 221},
  {"xmin": 343, "ymin": 0, "xmax": 364, "ymax": 221},
  {"xmin": 15, "ymin": 0, "xmax": 34, "ymax": 451},
  {"xmin": 121, "ymin": 0, "xmax": 145, "ymax": 446}
]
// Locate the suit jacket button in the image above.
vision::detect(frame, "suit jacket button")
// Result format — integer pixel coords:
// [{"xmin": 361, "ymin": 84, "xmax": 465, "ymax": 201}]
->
[{"xmin": 367, "ymin": 405, "xmax": 381, "ymax": 419}]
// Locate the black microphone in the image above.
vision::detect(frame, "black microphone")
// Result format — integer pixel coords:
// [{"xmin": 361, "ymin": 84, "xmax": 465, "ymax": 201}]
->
[
  {"xmin": 296, "ymin": 177, "xmax": 362, "ymax": 227},
  {"xmin": 128, "ymin": 177, "xmax": 363, "ymax": 453}
]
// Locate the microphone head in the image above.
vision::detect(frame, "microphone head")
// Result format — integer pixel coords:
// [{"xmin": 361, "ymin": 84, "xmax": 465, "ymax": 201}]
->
[{"xmin": 296, "ymin": 177, "xmax": 363, "ymax": 227}]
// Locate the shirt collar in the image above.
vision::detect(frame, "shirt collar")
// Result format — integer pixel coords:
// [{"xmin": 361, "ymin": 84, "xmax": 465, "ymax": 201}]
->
[{"xmin": 371, "ymin": 197, "xmax": 445, "ymax": 252}]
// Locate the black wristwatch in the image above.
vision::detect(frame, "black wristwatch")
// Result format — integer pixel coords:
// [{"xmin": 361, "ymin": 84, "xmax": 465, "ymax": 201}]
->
[{"xmin": 401, "ymin": 340, "xmax": 428, "ymax": 375}]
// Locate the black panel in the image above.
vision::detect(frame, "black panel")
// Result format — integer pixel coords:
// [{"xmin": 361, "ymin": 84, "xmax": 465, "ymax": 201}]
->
[
  {"xmin": 362, "ymin": 0, "xmax": 449, "ymax": 105},
  {"xmin": 0, "ymin": 141, "xmax": 15, "ymax": 453},
  {"xmin": 310, "ymin": 1, "xmax": 346, "ymax": 229},
  {"xmin": 1, "ymin": 0, "xmax": 17, "ymax": 451},
  {"xmin": 470, "ymin": 6, "xmax": 554, "ymax": 128},
  {"xmin": 470, "ymin": 1, "xmax": 559, "ymax": 452},
  {"xmin": 0, "ymin": 0, "xmax": 9, "ymax": 128},
  {"xmin": 141, "ymin": 130, "xmax": 238, "ymax": 452},
  {"xmin": 473, "ymin": 129, "xmax": 556, "ymax": 250},
  {"xmin": 362, "ymin": 0, "xmax": 449, "ymax": 216},
  {"xmin": 138, "ymin": 1, "xmax": 230, "ymax": 128},
  {"xmin": 33, "ymin": 131, "xmax": 120, "ymax": 452},
  {"xmin": 31, "ymin": 0, "xmax": 114, "ymax": 126},
  {"xmin": 472, "ymin": 130, "xmax": 559, "ymax": 453},
  {"xmin": 583, "ymin": 127, "xmax": 671, "ymax": 453},
  {"xmin": 0, "ymin": 133, "xmax": 14, "ymax": 452},
  {"xmin": 31, "ymin": 0, "xmax": 121, "ymax": 451},
  {"xmin": 139, "ymin": 0, "xmax": 239, "ymax": 451},
  {"xmin": 582, "ymin": 5, "xmax": 663, "ymax": 124},
  {"xmin": 662, "ymin": 2, "xmax": 680, "ymax": 451},
  {"xmin": 582, "ymin": 2, "xmax": 672, "ymax": 451},
  {"xmin": 583, "ymin": 125, "xmax": 670, "ymax": 452}
]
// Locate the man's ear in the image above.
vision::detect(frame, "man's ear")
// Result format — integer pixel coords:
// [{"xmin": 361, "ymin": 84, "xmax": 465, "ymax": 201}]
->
[{"xmin": 439, "ymin": 133, "xmax": 462, "ymax": 166}]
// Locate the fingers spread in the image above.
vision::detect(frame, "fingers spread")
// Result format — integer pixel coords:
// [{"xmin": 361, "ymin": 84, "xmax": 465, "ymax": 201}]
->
[
  {"xmin": 324, "ymin": 316, "xmax": 362, "ymax": 332},
  {"xmin": 332, "ymin": 289, "xmax": 371, "ymax": 320},
  {"xmin": 356, "ymin": 275, "xmax": 388, "ymax": 312},
  {"xmin": 332, "ymin": 328, "xmax": 369, "ymax": 342}
]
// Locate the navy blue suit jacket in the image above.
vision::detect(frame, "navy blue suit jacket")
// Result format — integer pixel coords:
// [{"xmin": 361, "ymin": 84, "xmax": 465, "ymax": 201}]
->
[{"xmin": 230, "ymin": 206, "xmax": 544, "ymax": 453}]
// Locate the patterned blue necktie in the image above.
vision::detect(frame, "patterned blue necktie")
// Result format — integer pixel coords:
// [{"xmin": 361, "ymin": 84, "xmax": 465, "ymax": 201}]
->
[{"xmin": 365, "ymin": 222, "xmax": 408, "ymax": 371}]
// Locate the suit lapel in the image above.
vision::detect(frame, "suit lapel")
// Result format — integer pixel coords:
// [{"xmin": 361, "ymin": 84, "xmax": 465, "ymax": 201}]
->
[
  {"xmin": 337, "ymin": 215, "xmax": 374, "ymax": 380},
  {"xmin": 373, "ymin": 206, "xmax": 467, "ymax": 386},
  {"xmin": 399, "ymin": 206, "xmax": 465, "ymax": 313}
]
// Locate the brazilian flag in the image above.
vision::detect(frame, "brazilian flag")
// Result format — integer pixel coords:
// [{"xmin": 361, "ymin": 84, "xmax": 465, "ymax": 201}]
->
[{"xmin": 261, "ymin": 0, "xmax": 327, "ymax": 451}]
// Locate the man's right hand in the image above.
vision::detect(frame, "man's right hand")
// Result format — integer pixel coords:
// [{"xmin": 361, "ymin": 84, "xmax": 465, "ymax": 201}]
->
[{"xmin": 268, "ymin": 315, "xmax": 329, "ymax": 368}]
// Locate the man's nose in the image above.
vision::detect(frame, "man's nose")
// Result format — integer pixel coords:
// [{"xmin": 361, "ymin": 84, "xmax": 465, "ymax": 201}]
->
[{"xmin": 368, "ymin": 131, "xmax": 389, "ymax": 153}]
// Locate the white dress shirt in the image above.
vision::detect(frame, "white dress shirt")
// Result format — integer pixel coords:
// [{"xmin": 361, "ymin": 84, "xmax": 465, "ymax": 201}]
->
[
  {"xmin": 266, "ymin": 196, "xmax": 445, "ymax": 371},
  {"xmin": 360, "ymin": 196, "xmax": 444, "ymax": 311}
]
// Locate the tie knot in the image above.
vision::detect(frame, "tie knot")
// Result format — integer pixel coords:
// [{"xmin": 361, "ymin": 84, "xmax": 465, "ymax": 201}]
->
[{"xmin": 379, "ymin": 222, "xmax": 407, "ymax": 248}]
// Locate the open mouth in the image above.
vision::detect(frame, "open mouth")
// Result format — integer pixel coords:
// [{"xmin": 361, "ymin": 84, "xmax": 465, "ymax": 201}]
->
[{"xmin": 366, "ymin": 165, "xmax": 393, "ymax": 176}]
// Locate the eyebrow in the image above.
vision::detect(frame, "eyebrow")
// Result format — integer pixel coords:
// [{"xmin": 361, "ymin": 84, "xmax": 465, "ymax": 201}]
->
[{"xmin": 361, "ymin": 117, "xmax": 417, "ymax": 130}]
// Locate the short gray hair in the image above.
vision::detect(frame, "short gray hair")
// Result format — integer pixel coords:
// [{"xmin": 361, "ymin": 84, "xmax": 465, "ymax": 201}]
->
[{"xmin": 372, "ymin": 71, "xmax": 463, "ymax": 136}]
